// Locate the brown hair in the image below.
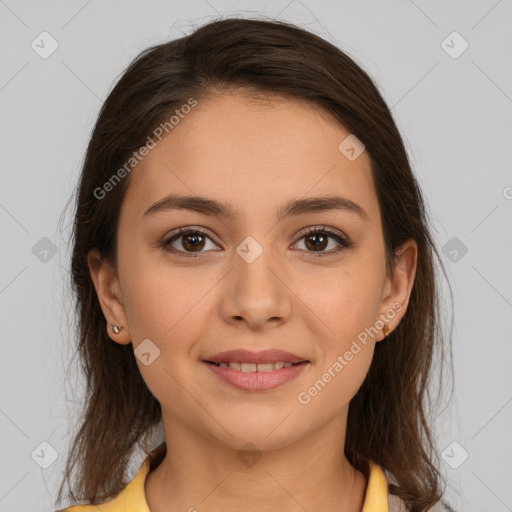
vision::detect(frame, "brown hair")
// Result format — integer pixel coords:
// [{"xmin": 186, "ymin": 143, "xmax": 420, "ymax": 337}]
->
[{"xmin": 56, "ymin": 16, "xmax": 454, "ymax": 511}]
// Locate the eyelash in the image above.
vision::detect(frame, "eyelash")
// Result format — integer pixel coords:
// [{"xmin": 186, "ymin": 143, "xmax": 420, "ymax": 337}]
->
[{"xmin": 160, "ymin": 226, "xmax": 352, "ymax": 259}]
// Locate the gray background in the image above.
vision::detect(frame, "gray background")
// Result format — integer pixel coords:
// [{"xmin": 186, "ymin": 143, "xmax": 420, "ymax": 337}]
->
[{"xmin": 1, "ymin": 1, "xmax": 511, "ymax": 510}]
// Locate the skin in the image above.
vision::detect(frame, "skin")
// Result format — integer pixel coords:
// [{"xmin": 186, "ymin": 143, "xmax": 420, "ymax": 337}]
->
[{"xmin": 88, "ymin": 91, "xmax": 417, "ymax": 512}]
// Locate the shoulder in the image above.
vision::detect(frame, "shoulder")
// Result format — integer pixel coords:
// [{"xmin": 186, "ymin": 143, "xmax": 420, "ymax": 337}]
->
[
  {"xmin": 55, "ymin": 505, "xmax": 101, "ymax": 512},
  {"xmin": 56, "ymin": 497, "xmax": 126, "ymax": 512},
  {"xmin": 56, "ymin": 479, "xmax": 140, "ymax": 512},
  {"xmin": 55, "ymin": 480, "xmax": 137, "ymax": 512},
  {"xmin": 56, "ymin": 443, "xmax": 166, "ymax": 512}
]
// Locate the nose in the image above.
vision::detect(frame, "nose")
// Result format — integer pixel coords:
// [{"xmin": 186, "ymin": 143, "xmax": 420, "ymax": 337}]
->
[{"xmin": 220, "ymin": 238, "xmax": 293, "ymax": 330}]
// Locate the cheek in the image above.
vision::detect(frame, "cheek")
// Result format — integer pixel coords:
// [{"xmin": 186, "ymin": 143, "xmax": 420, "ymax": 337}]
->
[
  {"xmin": 295, "ymin": 263, "xmax": 384, "ymax": 347},
  {"xmin": 121, "ymin": 259, "xmax": 213, "ymax": 407},
  {"xmin": 120, "ymin": 253, "xmax": 221, "ymax": 403},
  {"xmin": 124, "ymin": 271, "xmax": 210, "ymax": 346},
  {"xmin": 119, "ymin": 244, "xmax": 199, "ymax": 340},
  {"xmin": 296, "ymin": 333, "xmax": 374, "ymax": 426},
  {"xmin": 301, "ymin": 264, "xmax": 383, "ymax": 406}
]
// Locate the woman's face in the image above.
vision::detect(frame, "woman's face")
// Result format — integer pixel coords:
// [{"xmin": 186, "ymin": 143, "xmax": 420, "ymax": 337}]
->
[{"xmin": 89, "ymin": 91, "xmax": 416, "ymax": 450}]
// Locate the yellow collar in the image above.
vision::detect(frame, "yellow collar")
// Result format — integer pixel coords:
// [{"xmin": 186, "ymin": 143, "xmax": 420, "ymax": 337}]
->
[{"xmin": 363, "ymin": 459, "xmax": 389, "ymax": 511}]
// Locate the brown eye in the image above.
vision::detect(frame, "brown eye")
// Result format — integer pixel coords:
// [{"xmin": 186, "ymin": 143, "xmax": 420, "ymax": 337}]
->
[
  {"xmin": 304, "ymin": 232, "xmax": 329, "ymax": 251},
  {"xmin": 162, "ymin": 228, "xmax": 219, "ymax": 257},
  {"xmin": 180, "ymin": 233, "xmax": 206, "ymax": 252},
  {"xmin": 293, "ymin": 227, "xmax": 351, "ymax": 257}
]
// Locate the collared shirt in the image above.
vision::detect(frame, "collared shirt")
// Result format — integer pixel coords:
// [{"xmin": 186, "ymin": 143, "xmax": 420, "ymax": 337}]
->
[{"xmin": 61, "ymin": 445, "xmax": 390, "ymax": 512}]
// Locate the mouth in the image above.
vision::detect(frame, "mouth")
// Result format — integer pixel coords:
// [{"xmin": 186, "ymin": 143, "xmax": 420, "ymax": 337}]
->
[
  {"xmin": 201, "ymin": 349, "xmax": 310, "ymax": 390},
  {"xmin": 203, "ymin": 360, "xmax": 307, "ymax": 372},
  {"xmin": 203, "ymin": 348, "xmax": 309, "ymax": 366},
  {"xmin": 201, "ymin": 350, "xmax": 310, "ymax": 391}
]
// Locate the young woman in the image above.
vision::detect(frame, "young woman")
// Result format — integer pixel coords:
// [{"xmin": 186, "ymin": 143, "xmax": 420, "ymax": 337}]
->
[{"xmin": 56, "ymin": 17, "xmax": 454, "ymax": 512}]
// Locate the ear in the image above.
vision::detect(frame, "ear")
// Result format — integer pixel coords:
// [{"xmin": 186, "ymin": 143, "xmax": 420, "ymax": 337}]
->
[
  {"xmin": 87, "ymin": 248, "xmax": 132, "ymax": 345},
  {"xmin": 376, "ymin": 238, "xmax": 418, "ymax": 342}
]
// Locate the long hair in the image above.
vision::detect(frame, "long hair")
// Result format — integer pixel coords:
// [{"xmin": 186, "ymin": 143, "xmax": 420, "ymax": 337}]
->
[{"xmin": 56, "ymin": 17, "xmax": 454, "ymax": 511}]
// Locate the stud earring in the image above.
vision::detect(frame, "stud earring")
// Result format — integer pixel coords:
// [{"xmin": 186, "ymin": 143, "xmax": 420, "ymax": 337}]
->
[
  {"xmin": 382, "ymin": 324, "xmax": 391, "ymax": 338},
  {"xmin": 111, "ymin": 325, "xmax": 122, "ymax": 334}
]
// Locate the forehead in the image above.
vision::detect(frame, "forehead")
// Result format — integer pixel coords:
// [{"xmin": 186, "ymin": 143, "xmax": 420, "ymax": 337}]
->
[{"xmin": 121, "ymin": 92, "xmax": 378, "ymax": 224}]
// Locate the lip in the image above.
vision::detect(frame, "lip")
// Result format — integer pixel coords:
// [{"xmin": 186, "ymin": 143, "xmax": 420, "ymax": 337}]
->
[
  {"xmin": 203, "ymin": 360, "xmax": 310, "ymax": 391},
  {"xmin": 203, "ymin": 349, "xmax": 308, "ymax": 365}
]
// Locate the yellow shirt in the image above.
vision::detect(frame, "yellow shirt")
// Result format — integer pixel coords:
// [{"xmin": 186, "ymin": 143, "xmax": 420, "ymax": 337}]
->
[{"xmin": 61, "ymin": 446, "xmax": 390, "ymax": 512}]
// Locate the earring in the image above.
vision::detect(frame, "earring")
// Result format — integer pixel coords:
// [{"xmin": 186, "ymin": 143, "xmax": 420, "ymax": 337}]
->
[
  {"xmin": 111, "ymin": 325, "xmax": 122, "ymax": 334},
  {"xmin": 382, "ymin": 324, "xmax": 391, "ymax": 338}
]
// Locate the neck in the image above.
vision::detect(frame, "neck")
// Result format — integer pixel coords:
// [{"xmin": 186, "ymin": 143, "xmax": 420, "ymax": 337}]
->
[{"xmin": 144, "ymin": 412, "xmax": 367, "ymax": 512}]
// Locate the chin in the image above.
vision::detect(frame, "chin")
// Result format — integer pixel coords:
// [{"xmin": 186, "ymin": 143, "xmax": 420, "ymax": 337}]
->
[{"xmin": 211, "ymin": 422, "xmax": 303, "ymax": 453}]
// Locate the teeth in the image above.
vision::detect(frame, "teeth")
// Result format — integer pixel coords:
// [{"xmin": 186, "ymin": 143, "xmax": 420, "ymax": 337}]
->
[
  {"xmin": 216, "ymin": 361, "xmax": 297, "ymax": 372},
  {"xmin": 255, "ymin": 363, "xmax": 274, "ymax": 372},
  {"xmin": 240, "ymin": 362, "xmax": 256, "ymax": 372}
]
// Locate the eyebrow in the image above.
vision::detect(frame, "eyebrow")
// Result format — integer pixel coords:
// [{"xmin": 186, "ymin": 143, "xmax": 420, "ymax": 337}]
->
[{"xmin": 142, "ymin": 194, "xmax": 369, "ymax": 223}]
